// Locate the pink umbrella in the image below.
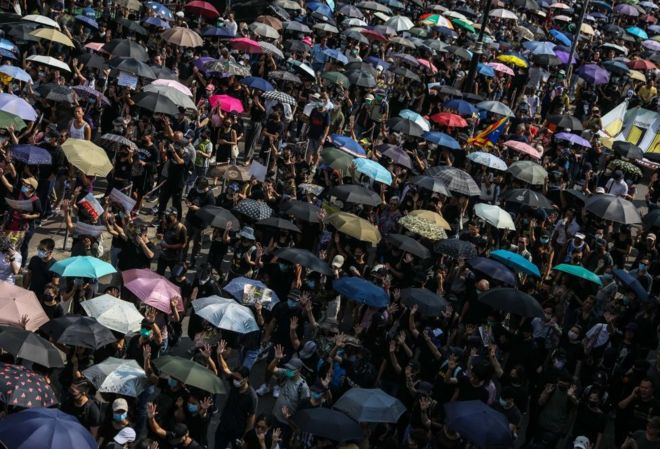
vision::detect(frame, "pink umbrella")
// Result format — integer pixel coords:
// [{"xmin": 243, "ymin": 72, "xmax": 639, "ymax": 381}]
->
[
  {"xmin": 487, "ymin": 62, "xmax": 515, "ymax": 75},
  {"xmin": 184, "ymin": 0, "xmax": 220, "ymax": 18},
  {"xmin": 230, "ymin": 37, "xmax": 263, "ymax": 54},
  {"xmin": 503, "ymin": 140, "xmax": 542, "ymax": 159},
  {"xmin": 209, "ymin": 94, "xmax": 245, "ymax": 113},
  {"xmin": 150, "ymin": 79, "xmax": 193, "ymax": 97},
  {"xmin": 122, "ymin": 269, "xmax": 183, "ymax": 314},
  {"xmin": 84, "ymin": 42, "xmax": 108, "ymax": 53},
  {"xmin": 417, "ymin": 58, "xmax": 438, "ymax": 73},
  {"xmin": 0, "ymin": 280, "xmax": 49, "ymax": 331}
]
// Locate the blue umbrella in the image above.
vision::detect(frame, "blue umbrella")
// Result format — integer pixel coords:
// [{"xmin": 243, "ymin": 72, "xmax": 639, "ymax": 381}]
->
[
  {"xmin": 366, "ymin": 56, "xmax": 391, "ymax": 70},
  {"xmin": 240, "ymin": 76, "xmax": 274, "ymax": 91},
  {"xmin": 0, "ymin": 49, "xmax": 18, "ymax": 60},
  {"xmin": 333, "ymin": 277, "xmax": 389, "ymax": 308},
  {"xmin": 330, "ymin": 134, "xmax": 366, "ymax": 157},
  {"xmin": 399, "ymin": 109, "xmax": 430, "ymax": 131},
  {"xmin": 51, "ymin": 256, "xmax": 116, "ymax": 279},
  {"xmin": 203, "ymin": 26, "xmax": 234, "ymax": 37},
  {"xmin": 445, "ymin": 401, "xmax": 514, "ymax": 449},
  {"xmin": 145, "ymin": 1, "xmax": 174, "ymax": 20},
  {"xmin": 444, "ymin": 99, "xmax": 478, "ymax": 116},
  {"xmin": 602, "ymin": 59, "xmax": 629, "ymax": 75},
  {"xmin": 75, "ymin": 15, "xmax": 98, "ymax": 29},
  {"xmin": 490, "ymin": 249, "xmax": 541, "ymax": 277},
  {"xmin": 468, "ymin": 257, "xmax": 517, "ymax": 286},
  {"xmin": 435, "ymin": 26, "xmax": 458, "ymax": 38},
  {"xmin": 143, "ymin": 16, "xmax": 171, "ymax": 29},
  {"xmin": 626, "ymin": 26, "xmax": 649, "ymax": 40},
  {"xmin": 649, "ymin": 24, "xmax": 660, "ymax": 34},
  {"xmin": 0, "ymin": 38, "xmax": 18, "ymax": 53},
  {"xmin": 223, "ymin": 276, "xmax": 281, "ymax": 303},
  {"xmin": 11, "ymin": 144, "xmax": 51, "ymax": 165},
  {"xmin": 421, "ymin": 131, "xmax": 461, "ymax": 150},
  {"xmin": 590, "ymin": 11, "xmax": 608, "ymax": 18},
  {"xmin": 0, "ymin": 65, "xmax": 32, "ymax": 83},
  {"xmin": 82, "ymin": 6, "xmax": 96, "ymax": 18},
  {"xmin": 323, "ymin": 48, "xmax": 349, "ymax": 64},
  {"xmin": 353, "ymin": 158, "xmax": 393, "ymax": 185},
  {"xmin": 306, "ymin": 2, "xmax": 333, "ymax": 16},
  {"xmin": 477, "ymin": 63, "xmax": 496, "ymax": 77},
  {"xmin": 0, "ymin": 408, "xmax": 97, "ymax": 449},
  {"xmin": 523, "ymin": 40, "xmax": 557, "ymax": 55},
  {"xmin": 613, "ymin": 269, "xmax": 649, "ymax": 300},
  {"xmin": 550, "ymin": 29, "xmax": 572, "ymax": 46},
  {"xmin": 591, "ymin": 0, "xmax": 612, "ymax": 8}
]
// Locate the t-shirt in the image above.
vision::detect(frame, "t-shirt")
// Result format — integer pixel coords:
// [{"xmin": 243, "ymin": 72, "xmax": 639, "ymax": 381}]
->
[
  {"xmin": 273, "ymin": 376, "xmax": 310, "ymax": 423},
  {"xmin": 632, "ymin": 431, "xmax": 660, "ymax": 449},
  {"xmin": 219, "ymin": 385, "xmax": 258, "ymax": 433},
  {"xmin": 62, "ymin": 398, "xmax": 102, "ymax": 430},
  {"xmin": 27, "ymin": 256, "xmax": 57, "ymax": 296},
  {"xmin": 308, "ymin": 108, "xmax": 330, "ymax": 140}
]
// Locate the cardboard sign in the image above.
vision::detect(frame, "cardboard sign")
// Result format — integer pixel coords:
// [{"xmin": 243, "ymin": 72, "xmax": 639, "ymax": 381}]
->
[
  {"xmin": 117, "ymin": 71, "xmax": 138, "ymax": 90},
  {"xmin": 109, "ymin": 188, "xmax": 136, "ymax": 213},
  {"xmin": 78, "ymin": 193, "xmax": 103, "ymax": 221}
]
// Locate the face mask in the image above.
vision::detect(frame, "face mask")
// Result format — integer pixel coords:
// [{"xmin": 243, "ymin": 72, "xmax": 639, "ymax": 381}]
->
[
  {"xmin": 498, "ymin": 397, "xmax": 510, "ymax": 408},
  {"xmin": 20, "ymin": 186, "xmax": 30, "ymax": 194},
  {"xmin": 540, "ymin": 238, "xmax": 549, "ymax": 244},
  {"xmin": 287, "ymin": 299, "xmax": 299, "ymax": 309},
  {"xmin": 278, "ymin": 263, "xmax": 289, "ymax": 272},
  {"xmin": 640, "ymin": 263, "xmax": 647, "ymax": 271},
  {"xmin": 568, "ymin": 331, "xmax": 579, "ymax": 341},
  {"xmin": 187, "ymin": 403, "xmax": 199, "ymax": 414},
  {"xmin": 232, "ymin": 379, "xmax": 243, "ymax": 388},
  {"xmin": 284, "ymin": 369, "xmax": 296, "ymax": 379},
  {"xmin": 37, "ymin": 250, "xmax": 48, "ymax": 259},
  {"xmin": 553, "ymin": 359, "xmax": 565, "ymax": 370},
  {"xmin": 167, "ymin": 377, "xmax": 178, "ymax": 388},
  {"xmin": 112, "ymin": 412, "xmax": 127, "ymax": 422},
  {"xmin": 311, "ymin": 392, "xmax": 323, "ymax": 401},
  {"xmin": 140, "ymin": 328, "xmax": 152, "ymax": 338}
]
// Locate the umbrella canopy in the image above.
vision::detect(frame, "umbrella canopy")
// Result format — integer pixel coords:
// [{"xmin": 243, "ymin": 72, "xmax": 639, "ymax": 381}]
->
[
  {"xmin": 135, "ymin": 91, "xmax": 181, "ymax": 115},
  {"xmin": 122, "ymin": 269, "xmax": 183, "ymax": 314},
  {"xmin": 104, "ymin": 39, "xmax": 149, "ymax": 60},
  {"xmin": 240, "ymin": 76, "xmax": 275, "ymax": 91},
  {"xmin": 256, "ymin": 217, "xmax": 300, "ymax": 233},
  {"xmin": 399, "ymin": 215, "xmax": 448, "ymax": 240},
  {"xmin": 223, "ymin": 276, "xmax": 281, "ymax": 305},
  {"xmin": 196, "ymin": 206, "xmax": 241, "ymax": 230},
  {"xmin": 490, "ymin": 249, "xmax": 541, "ymax": 277},
  {"xmin": 0, "ymin": 111, "xmax": 26, "ymax": 131},
  {"xmin": 468, "ymin": 257, "xmax": 517, "ymax": 286},
  {"xmin": 0, "ymin": 325, "xmax": 63, "ymax": 367},
  {"xmin": 40, "ymin": 315, "xmax": 116, "ymax": 349},
  {"xmin": 326, "ymin": 212, "xmax": 382, "ymax": 243},
  {"xmin": 476, "ymin": 100, "xmax": 515, "ymax": 117},
  {"xmin": 421, "ymin": 132, "xmax": 461, "ymax": 149},
  {"xmin": 154, "ymin": 356, "xmax": 226, "ymax": 394},
  {"xmin": 0, "ymin": 280, "xmax": 49, "ymax": 331},
  {"xmin": 400, "ymin": 288, "xmax": 448, "ymax": 316},
  {"xmin": 26, "ymin": 55, "xmax": 71, "ymax": 72},
  {"xmin": 233, "ymin": 199, "xmax": 273, "ymax": 221},
  {"xmin": 613, "ymin": 141, "xmax": 644, "ymax": 160},
  {"xmin": 293, "ymin": 408, "xmax": 363, "ymax": 442},
  {"xmin": 333, "ymin": 277, "xmax": 389, "ymax": 308},
  {"xmin": 192, "ymin": 296, "xmax": 259, "ymax": 333},
  {"xmin": 435, "ymin": 239, "xmax": 477, "ymax": 259},
  {"xmin": 466, "ymin": 151, "xmax": 508, "ymax": 170},
  {"xmin": 577, "ymin": 64, "xmax": 611, "ymax": 84},
  {"xmin": 353, "ymin": 158, "xmax": 393, "ymax": 185},
  {"xmin": 0, "ymin": 65, "xmax": 32, "ymax": 83},
  {"xmin": 143, "ymin": 85, "xmax": 197, "ymax": 110},
  {"xmin": 0, "ymin": 363, "xmax": 59, "ymax": 409},
  {"xmin": 262, "ymin": 90, "xmax": 297, "ymax": 106},
  {"xmin": 508, "ymin": 161, "xmax": 547, "ymax": 185},
  {"xmin": 162, "ymin": 27, "xmax": 203, "ymax": 47},
  {"xmin": 29, "ymin": 27, "xmax": 74, "ymax": 47},
  {"xmin": 22, "ymin": 14, "xmax": 61, "ymax": 29},
  {"xmin": 0, "ymin": 408, "xmax": 97, "ymax": 449},
  {"xmin": 501, "ymin": 188, "xmax": 554, "ymax": 209},
  {"xmin": 274, "ymin": 247, "xmax": 332, "ymax": 275},
  {"xmin": 555, "ymin": 132, "xmax": 592, "ymax": 148},
  {"xmin": 386, "ymin": 234, "xmax": 431, "ymax": 259},
  {"xmin": 425, "ymin": 166, "xmax": 480, "ymax": 196},
  {"xmin": 209, "ymin": 94, "xmax": 244, "ymax": 113},
  {"xmin": 61, "ymin": 139, "xmax": 112, "ymax": 177},
  {"xmin": 412, "ymin": 176, "xmax": 452, "ymax": 196},
  {"xmin": 0, "ymin": 93, "xmax": 38, "ymax": 121},
  {"xmin": 553, "ymin": 264, "xmax": 603, "ymax": 285},
  {"xmin": 83, "ymin": 357, "xmax": 146, "ymax": 397},
  {"xmin": 430, "ymin": 112, "xmax": 469, "ymax": 127},
  {"xmin": 445, "ymin": 401, "xmax": 514, "ymax": 449},
  {"xmin": 81, "ymin": 294, "xmax": 143, "ymax": 334},
  {"xmin": 408, "ymin": 210, "xmax": 451, "ymax": 230},
  {"xmin": 330, "ymin": 134, "xmax": 367, "ymax": 157},
  {"xmin": 378, "ymin": 144, "xmax": 413, "ymax": 169},
  {"xmin": 280, "ymin": 200, "xmax": 322, "ymax": 223},
  {"xmin": 474, "ymin": 203, "xmax": 516, "ymax": 230},
  {"xmin": 613, "ymin": 268, "xmax": 649, "ymax": 300},
  {"xmin": 11, "ymin": 145, "xmax": 51, "ymax": 165},
  {"xmin": 334, "ymin": 388, "xmax": 406, "ymax": 423},
  {"xmin": 585, "ymin": 194, "xmax": 641, "ymax": 224},
  {"xmin": 503, "ymin": 140, "xmax": 542, "ymax": 159},
  {"xmin": 51, "ymin": 256, "xmax": 116, "ymax": 279},
  {"xmin": 185, "ymin": 0, "xmax": 220, "ymax": 17},
  {"xmin": 478, "ymin": 287, "xmax": 544, "ymax": 317}
]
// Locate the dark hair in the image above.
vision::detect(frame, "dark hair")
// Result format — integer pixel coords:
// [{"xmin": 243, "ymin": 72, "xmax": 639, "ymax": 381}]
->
[
  {"xmin": 40, "ymin": 238, "xmax": 55, "ymax": 251},
  {"xmin": 255, "ymin": 413, "xmax": 273, "ymax": 427}
]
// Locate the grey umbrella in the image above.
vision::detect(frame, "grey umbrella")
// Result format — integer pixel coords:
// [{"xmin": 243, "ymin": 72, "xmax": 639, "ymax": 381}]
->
[
  {"xmin": 425, "ymin": 166, "xmax": 480, "ymax": 196},
  {"xmin": 412, "ymin": 175, "xmax": 452, "ymax": 196},
  {"xmin": 386, "ymin": 234, "xmax": 431, "ymax": 259},
  {"xmin": 284, "ymin": 21, "xmax": 311, "ymax": 33},
  {"xmin": 274, "ymin": 247, "xmax": 332, "ymax": 275},
  {"xmin": 338, "ymin": 4, "xmax": 364, "ymax": 17},
  {"xmin": 508, "ymin": 161, "xmax": 547, "ymax": 185},
  {"xmin": 348, "ymin": 71, "xmax": 376, "ymax": 87},
  {"xmin": 134, "ymin": 91, "xmax": 180, "ymax": 115},
  {"xmin": 0, "ymin": 325, "xmax": 64, "ymax": 368},
  {"xmin": 327, "ymin": 184, "xmax": 381, "ymax": 207},
  {"xmin": 104, "ymin": 38, "xmax": 149, "ymax": 60},
  {"xmin": 585, "ymin": 194, "xmax": 642, "ymax": 224},
  {"xmin": 334, "ymin": 388, "xmax": 406, "ymax": 423},
  {"xmin": 400, "ymin": 288, "xmax": 448, "ymax": 316},
  {"xmin": 143, "ymin": 84, "xmax": 197, "ymax": 110},
  {"xmin": 476, "ymin": 100, "xmax": 515, "ymax": 117},
  {"xmin": 280, "ymin": 200, "xmax": 322, "ymax": 223},
  {"xmin": 109, "ymin": 57, "xmax": 157, "ymax": 79}
]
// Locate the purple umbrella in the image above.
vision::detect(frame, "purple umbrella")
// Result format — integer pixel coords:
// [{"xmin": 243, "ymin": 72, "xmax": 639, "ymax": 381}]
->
[
  {"xmin": 576, "ymin": 64, "xmax": 610, "ymax": 85},
  {"xmin": 554, "ymin": 49, "xmax": 577, "ymax": 64},
  {"xmin": 642, "ymin": 39, "xmax": 660, "ymax": 51},
  {"xmin": 377, "ymin": 144, "xmax": 412, "ymax": 169},
  {"xmin": 11, "ymin": 144, "xmax": 52, "ymax": 165},
  {"xmin": 194, "ymin": 56, "xmax": 216, "ymax": 75},
  {"xmin": 555, "ymin": 132, "xmax": 592, "ymax": 148},
  {"xmin": 615, "ymin": 3, "xmax": 639, "ymax": 15}
]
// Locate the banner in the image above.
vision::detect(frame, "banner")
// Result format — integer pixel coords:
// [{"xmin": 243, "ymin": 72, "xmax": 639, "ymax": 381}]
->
[
  {"xmin": 600, "ymin": 101, "xmax": 627, "ymax": 137},
  {"xmin": 78, "ymin": 193, "xmax": 103, "ymax": 221},
  {"xmin": 5, "ymin": 198, "xmax": 33, "ymax": 211},
  {"xmin": 109, "ymin": 188, "xmax": 136, "ymax": 213}
]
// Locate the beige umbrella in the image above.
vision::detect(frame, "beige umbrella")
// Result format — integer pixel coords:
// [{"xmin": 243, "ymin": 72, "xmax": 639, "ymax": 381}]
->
[
  {"xmin": 29, "ymin": 27, "xmax": 75, "ymax": 47},
  {"xmin": 399, "ymin": 215, "xmax": 448, "ymax": 240},
  {"xmin": 326, "ymin": 212, "xmax": 382, "ymax": 244},
  {"xmin": 26, "ymin": 55, "xmax": 71, "ymax": 72},
  {"xmin": 516, "ymin": 26, "xmax": 535, "ymax": 40},
  {"xmin": 408, "ymin": 210, "xmax": 451, "ymax": 230},
  {"xmin": 162, "ymin": 27, "xmax": 203, "ymax": 47},
  {"xmin": 580, "ymin": 23, "xmax": 595, "ymax": 35},
  {"xmin": 629, "ymin": 70, "xmax": 646, "ymax": 82},
  {"xmin": 61, "ymin": 139, "xmax": 113, "ymax": 176},
  {"xmin": 0, "ymin": 280, "xmax": 49, "ymax": 331},
  {"xmin": 22, "ymin": 14, "xmax": 60, "ymax": 30},
  {"xmin": 115, "ymin": 0, "xmax": 142, "ymax": 10}
]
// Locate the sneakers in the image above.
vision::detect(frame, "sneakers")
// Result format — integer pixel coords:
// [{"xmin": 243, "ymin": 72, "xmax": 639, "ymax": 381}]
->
[
  {"xmin": 256, "ymin": 383, "xmax": 270, "ymax": 396},
  {"xmin": 273, "ymin": 385, "xmax": 281, "ymax": 398}
]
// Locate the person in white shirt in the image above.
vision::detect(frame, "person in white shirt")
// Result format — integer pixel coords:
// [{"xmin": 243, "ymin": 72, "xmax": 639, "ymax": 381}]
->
[
  {"xmin": 551, "ymin": 209, "xmax": 580, "ymax": 255},
  {"xmin": 605, "ymin": 170, "xmax": 629, "ymax": 197}
]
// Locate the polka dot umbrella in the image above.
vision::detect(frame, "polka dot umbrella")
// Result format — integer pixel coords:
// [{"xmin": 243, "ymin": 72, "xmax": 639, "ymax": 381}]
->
[{"xmin": 0, "ymin": 362, "xmax": 59, "ymax": 408}]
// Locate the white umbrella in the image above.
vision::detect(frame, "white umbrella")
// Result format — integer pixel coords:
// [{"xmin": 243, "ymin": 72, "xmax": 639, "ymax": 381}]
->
[
  {"xmin": 385, "ymin": 15, "xmax": 414, "ymax": 32},
  {"xmin": 22, "ymin": 14, "xmax": 60, "ymax": 30},
  {"xmin": 143, "ymin": 84, "xmax": 198, "ymax": 110},
  {"xmin": 150, "ymin": 79, "xmax": 193, "ymax": 97},
  {"xmin": 444, "ymin": 10, "xmax": 469, "ymax": 20},
  {"xmin": 192, "ymin": 296, "xmax": 260, "ymax": 334},
  {"xmin": 489, "ymin": 8, "xmax": 519, "ymax": 20},
  {"xmin": 81, "ymin": 294, "xmax": 144, "ymax": 334},
  {"xmin": 26, "ymin": 55, "xmax": 71, "ymax": 72},
  {"xmin": 474, "ymin": 203, "xmax": 516, "ymax": 230},
  {"xmin": 83, "ymin": 357, "xmax": 147, "ymax": 397},
  {"xmin": 0, "ymin": 93, "xmax": 38, "ymax": 121},
  {"xmin": 344, "ymin": 18, "xmax": 368, "ymax": 27},
  {"xmin": 467, "ymin": 151, "xmax": 508, "ymax": 171}
]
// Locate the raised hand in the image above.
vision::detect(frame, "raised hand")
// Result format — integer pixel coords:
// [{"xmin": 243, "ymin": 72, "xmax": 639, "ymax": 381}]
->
[
  {"xmin": 200, "ymin": 396, "xmax": 213, "ymax": 411},
  {"xmin": 290, "ymin": 316, "xmax": 299, "ymax": 330},
  {"xmin": 217, "ymin": 339, "xmax": 228, "ymax": 356},
  {"xmin": 274, "ymin": 344, "xmax": 285, "ymax": 360},
  {"xmin": 200, "ymin": 343, "xmax": 212, "ymax": 359},
  {"xmin": 147, "ymin": 402, "xmax": 158, "ymax": 419}
]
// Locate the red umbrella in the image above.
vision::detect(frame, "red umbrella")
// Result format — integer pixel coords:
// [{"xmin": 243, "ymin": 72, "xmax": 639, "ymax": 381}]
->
[
  {"xmin": 641, "ymin": 14, "xmax": 657, "ymax": 24},
  {"xmin": 184, "ymin": 0, "xmax": 220, "ymax": 18},
  {"xmin": 628, "ymin": 59, "xmax": 657, "ymax": 71},
  {"xmin": 360, "ymin": 29, "xmax": 388, "ymax": 41},
  {"xmin": 429, "ymin": 112, "xmax": 469, "ymax": 128},
  {"xmin": 503, "ymin": 140, "xmax": 542, "ymax": 159},
  {"xmin": 230, "ymin": 37, "xmax": 262, "ymax": 53},
  {"xmin": 209, "ymin": 94, "xmax": 245, "ymax": 113},
  {"xmin": 417, "ymin": 58, "xmax": 438, "ymax": 73}
]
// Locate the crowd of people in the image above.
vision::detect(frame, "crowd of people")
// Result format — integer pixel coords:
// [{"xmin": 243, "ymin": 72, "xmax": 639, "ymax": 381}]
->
[{"xmin": 1, "ymin": 0, "xmax": 660, "ymax": 449}]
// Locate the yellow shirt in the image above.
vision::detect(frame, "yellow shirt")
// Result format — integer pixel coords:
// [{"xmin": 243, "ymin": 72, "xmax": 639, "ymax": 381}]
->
[{"xmin": 639, "ymin": 85, "xmax": 657, "ymax": 103}]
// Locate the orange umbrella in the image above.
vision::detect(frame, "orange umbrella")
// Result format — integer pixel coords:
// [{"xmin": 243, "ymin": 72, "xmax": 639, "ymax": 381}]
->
[{"xmin": 429, "ymin": 112, "xmax": 469, "ymax": 128}]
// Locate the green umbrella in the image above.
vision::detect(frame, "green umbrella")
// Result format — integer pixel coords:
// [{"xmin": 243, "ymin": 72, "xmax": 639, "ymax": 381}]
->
[
  {"xmin": 154, "ymin": 356, "xmax": 226, "ymax": 394},
  {"xmin": 451, "ymin": 18, "xmax": 476, "ymax": 32},
  {"xmin": 0, "ymin": 110, "xmax": 26, "ymax": 131},
  {"xmin": 321, "ymin": 71, "xmax": 350, "ymax": 88},
  {"xmin": 552, "ymin": 264, "xmax": 603, "ymax": 286},
  {"xmin": 321, "ymin": 147, "xmax": 354, "ymax": 174}
]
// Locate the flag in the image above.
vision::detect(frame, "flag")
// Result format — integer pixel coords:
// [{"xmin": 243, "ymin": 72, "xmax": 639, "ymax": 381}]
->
[
  {"xmin": 468, "ymin": 117, "xmax": 508, "ymax": 147},
  {"xmin": 600, "ymin": 101, "xmax": 628, "ymax": 137}
]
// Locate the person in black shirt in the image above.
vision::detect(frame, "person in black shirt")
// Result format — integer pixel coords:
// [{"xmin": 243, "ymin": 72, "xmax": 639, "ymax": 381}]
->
[
  {"xmin": 61, "ymin": 379, "xmax": 102, "ymax": 438},
  {"xmin": 23, "ymin": 237, "xmax": 58, "ymax": 297},
  {"xmin": 184, "ymin": 177, "xmax": 215, "ymax": 266},
  {"xmin": 117, "ymin": 224, "xmax": 156, "ymax": 271},
  {"xmin": 126, "ymin": 318, "xmax": 163, "ymax": 368}
]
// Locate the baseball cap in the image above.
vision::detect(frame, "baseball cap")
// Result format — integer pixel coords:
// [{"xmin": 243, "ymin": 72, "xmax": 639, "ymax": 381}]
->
[
  {"xmin": 364, "ymin": 93, "xmax": 375, "ymax": 101},
  {"xmin": 112, "ymin": 398, "xmax": 128, "ymax": 412},
  {"xmin": 575, "ymin": 232, "xmax": 585, "ymax": 240},
  {"xmin": 284, "ymin": 357, "xmax": 304, "ymax": 371},
  {"xmin": 114, "ymin": 427, "xmax": 136, "ymax": 445},
  {"xmin": 175, "ymin": 10, "xmax": 185, "ymax": 17},
  {"xmin": 574, "ymin": 436, "xmax": 589, "ymax": 449},
  {"xmin": 299, "ymin": 341, "xmax": 318, "ymax": 359},
  {"xmin": 647, "ymin": 233, "xmax": 657, "ymax": 241}
]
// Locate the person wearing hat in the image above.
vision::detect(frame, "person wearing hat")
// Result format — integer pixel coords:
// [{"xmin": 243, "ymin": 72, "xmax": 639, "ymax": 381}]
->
[
  {"xmin": 268, "ymin": 345, "xmax": 311, "ymax": 428},
  {"xmin": 230, "ymin": 226, "xmax": 263, "ymax": 278},
  {"xmin": 605, "ymin": 169, "xmax": 629, "ymax": 198},
  {"xmin": 156, "ymin": 208, "xmax": 188, "ymax": 276},
  {"xmin": 99, "ymin": 398, "xmax": 133, "ymax": 449},
  {"xmin": 106, "ymin": 426, "xmax": 136, "ymax": 449},
  {"xmin": 184, "ymin": 177, "xmax": 215, "ymax": 266},
  {"xmin": 560, "ymin": 232, "xmax": 590, "ymax": 264}
]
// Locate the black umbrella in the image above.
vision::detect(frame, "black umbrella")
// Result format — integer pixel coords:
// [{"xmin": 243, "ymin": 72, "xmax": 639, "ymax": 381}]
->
[
  {"xmin": 514, "ymin": 0, "xmax": 540, "ymax": 10},
  {"xmin": 447, "ymin": 45, "xmax": 471, "ymax": 60},
  {"xmin": 643, "ymin": 209, "xmax": 660, "ymax": 228},
  {"xmin": 400, "ymin": 288, "xmax": 448, "ymax": 316},
  {"xmin": 280, "ymin": 200, "xmax": 322, "ymax": 223},
  {"xmin": 468, "ymin": 257, "xmax": 517, "ymax": 286},
  {"xmin": 327, "ymin": 184, "xmax": 381, "ymax": 207},
  {"xmin": 286, "ymin": 39, "xmax": 310, "ymax": 53},
  {"xmin": 412, "ymin": 175, "xmax": 452, "ymax": 197},
  {"xmin": 435, "ymin": 85, "xmax": 463, "ymax": 97},
  {"xmin": 117, "ymin": 18, "xmax": 148, "ymax": 35},
  {"xmin": 386, "ymin": 234, "xmax": 431, "ymax": 259},
  {"xmin": 501, "ymin": 188, "xmax": 554, "ymax": 209},
  {"xmin": 7, "ymin": 23, "xmax": 39, "ymax": 42},
  {"xmin": 293, "ymin": 408, "xmax": 363, "ymax": 442},
  {"xmin": 434, "ymin": 239, "xmax": 477, "ymax": 259},
  {"xmin": 532, "ymin": 54, "xmax": 562, "ymax": 66},
  {"xmin": 346, "ymin": 61, "xmax": 377, "ymax": 76},
  {"xmin": 269, "ymin": 70, "xmax": 302, "ymax": 83},
  {"xmin": 388, "ymin": 117, "xmax": 425, "ymax": 136},
  {"xmin": 79, "ymin": 52, "xmax": 106, "ymax": 70},
  {"xmin": 585, "ymin": 194, "xmax": 642, "ymax": 224},
  {"xmin": 547, "ymin": 114, "xmax": 584, "ymax": 131},
  {"xmin": 478, "ymin": 287, "xmax": 543, "ymax": 317},
  {"xmin": 256, "ymin": 217, "xmax": 301, "ymax": 233},
  {"xmin": 378, "ymin": 144, "xmax": 413, "ymax": 169},
  {"xmin": 40, "ymin": 315, "xmax": 117, "ymax": 350},
  {"xmin": 348, "ymin": 71, "xmax": 376, "ymax": 87},
  {"xmin": 0, "ymin": 363, "xmax": 59, "ymax": 408},
  {"xmin": 195, "ymin": 206, "xmax": 241, "ymax": 230},
  {"xmin": 35, "ymin": 84, "xmax": 75, "ymax": 103},
  {"xmin": 233, "ymin": 199, "xmax": 273, "ymax": 221},
  {"xmin": 109, "ymin": 57, "xmax": 157, "ymax": 78},
  {"xmin": 274, "ymin": 247, "xmax": 332, "ymax": 275},
  {"xmin": 393, "ymin": 66, "xmax": 421, "ymax": 82},
  {"xmin": 103, "ymin": 38, "xmax": 149, "ymax": 61},
  {"xmin": 0, "ymin": 325, "xmax": 63, "ymax": 368},
  {"xmin": 613, "ymin": 141, "xmax": 644, "ymax": 160},
  {"xmin": 134, "ymin": 91, "xmax": 180, "ymax": 115},
  {"xmin": 462, "ymin": 92, "xmax": 486, "ymax": 102},
  {"xmin": 152, "ymin": 65, "xmax": 179, "ymax": 80}
]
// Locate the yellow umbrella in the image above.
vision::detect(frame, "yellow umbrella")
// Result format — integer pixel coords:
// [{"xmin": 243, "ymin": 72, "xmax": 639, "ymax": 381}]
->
[
  {"xmin": 629, "ymin": 70, "xmax": 646, "ymax": 82},
  {"xmin": 580, "ymin": 23, "xmax": 595, "ymax": 35},
  {"xmin": 326, "ymin": 212, "xmax": 381, "ymax": 244},
  {"xmin": 408, "ymin": 210, "xmax": 451, "ymax": 230},
  {"xmin": 61, "ymin": 139, "xmax": 113, "ymax": 177},
  {"xmin": 29, "ymin": 28, "xmax": 75, "ymax": 47},
  {"xmin": 399, "ymin": 215, "xmax": 447, "ymax": 240},
  {"xmin": 496, "ymin": 54, "xmax": 528, "ymax": 68}
]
